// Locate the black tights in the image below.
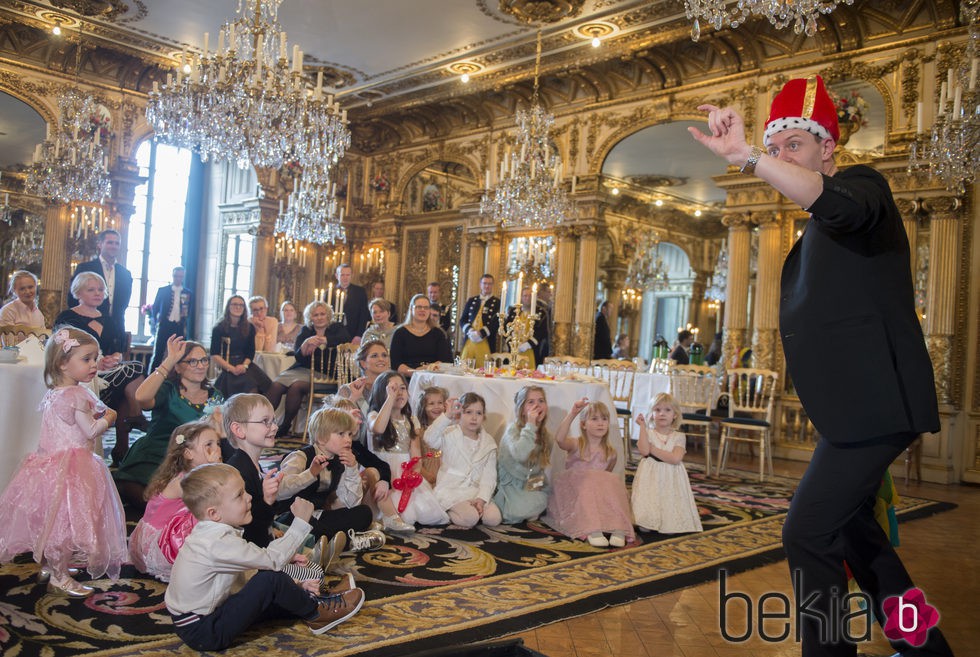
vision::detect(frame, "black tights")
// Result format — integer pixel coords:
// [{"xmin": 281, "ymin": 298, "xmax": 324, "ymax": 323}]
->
[{"xmin": 265, "ymin": 381, "xmax": 311, "ymax": 433}]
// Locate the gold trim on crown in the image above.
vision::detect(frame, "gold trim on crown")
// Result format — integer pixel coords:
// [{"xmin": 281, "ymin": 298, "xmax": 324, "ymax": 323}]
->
[{"xmin": 802, "ymin": 76, "xmax": 818, "ymax": 119}]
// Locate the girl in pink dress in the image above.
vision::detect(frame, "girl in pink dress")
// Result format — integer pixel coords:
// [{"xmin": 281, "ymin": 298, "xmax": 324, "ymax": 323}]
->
[
  {"xmin": 545, "ymin": 398, "xmax": 635, "ymax": 548},
  {"xmin": 128, "ymin": 420, "xmax": 222, "ymax": 581},
  {"xmin": 0, "ymin": 327, "xmax": 127, "ymax": 597}
]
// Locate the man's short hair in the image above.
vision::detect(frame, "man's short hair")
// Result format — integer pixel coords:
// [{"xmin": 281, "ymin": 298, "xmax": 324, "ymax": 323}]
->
[
  {"xmin": 480, "ymin": 274, "xmax": 493, "ymax": 281},
  {"xmin": 427, "ymin": 281, "xmax": 440, "ymax": 288},
  {"xmin": 678, "ymin": 329, "xmax": 693, "ymax": 342},
  {"xmin": 181, "ymin": 463, "xmax": 240, "ymax": 519},
  {"xmin": 222, "ymin": 393, "xmax": 274, "ymax": 439},
  {"xmin": 97, "ymin": 229, "xmax": 121, "ymax": 243}
]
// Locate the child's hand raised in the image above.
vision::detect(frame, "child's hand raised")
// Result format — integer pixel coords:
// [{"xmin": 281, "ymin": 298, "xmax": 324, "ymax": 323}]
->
[
  {"xmin": 289, "ymin": 496, "xmax": 314, "ymax": 523},
  {"xmin": 446, "ymin": 397, "xmax": 462, "ymax": 420},
  {"xmin": 262, "ymin": 468, "xmax": 283, "ymax": 505},
  {"xmin": 337, "ymin": 448, "xmax": 357, "ymax": 468},
  {"xmin": 634, "ymin": 413, "xmax": 646, "ymax": 426},
  {"xmin": 348, "ymin": 377, "xmax": 367, "ymax": 401},
  {"xmin": 386, "ymin": 379, "xmax": 400, "ymax": 398},
  {"xmin": 571, "ymin": 397, "xmax": 589, "ymax": 415},
  {"xmin": 309, "ymin": 454, "xmax": 328, "ymax": 477}
]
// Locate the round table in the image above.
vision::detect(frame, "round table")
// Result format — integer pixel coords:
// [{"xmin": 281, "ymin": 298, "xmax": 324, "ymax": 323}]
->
[{"xmin": 0, "ymin": 361, "xmax": 48, "ymax": 492}]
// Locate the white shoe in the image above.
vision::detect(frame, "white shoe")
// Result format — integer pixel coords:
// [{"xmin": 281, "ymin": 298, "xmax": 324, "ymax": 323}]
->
[
  {"xmin": 382, "ymin": 515, "xmax": 415, "ymax": 533},
  {"xmin": 347, "ymin": 528, "xmax": 386, "ymax": 552},
  {"xmin": 609, "ymin": 532, "xmax": 626, "ymax": 548},
  {"xmin": 587, "ymin": 533, "xmax": 609, "ymax": 547}
]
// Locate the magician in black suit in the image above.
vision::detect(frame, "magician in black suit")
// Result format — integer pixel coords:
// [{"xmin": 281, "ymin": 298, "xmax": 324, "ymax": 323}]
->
[
  {"xmin": 150, "ymin": 266, "xmax": 193, "ymax": 369},
  {"xmin": 691, "ymin": 75, "xmax": 953, "ymax": 657},
  {"xmin": 427, "ymin": 281, "xmax": 453, "ymax": 335},
  {"xmin": 70, "ymin": 229, "xmax": 133, "ymax": 337}
]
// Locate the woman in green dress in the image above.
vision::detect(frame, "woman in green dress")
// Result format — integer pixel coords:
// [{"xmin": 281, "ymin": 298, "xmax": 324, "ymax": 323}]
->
[{"xmin": 114, "ymin": 335, "xmax": 224, "ymax": 510}]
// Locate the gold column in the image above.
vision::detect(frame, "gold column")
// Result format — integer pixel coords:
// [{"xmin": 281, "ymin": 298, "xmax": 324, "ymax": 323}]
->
[
  {"xmin": 922, "ymin": 196, "xmax": 961, "ymax": 405},
  {"xmin": 39, "ymin": 204, "xmax": 70, "ymax": 323},
  {"xmin": 552, "ymin": 227, "xmax": 577, "ymax": 356},
  {"xmin": 722, "ymin": 213, "xmax": 751, "ymax": 368},
  {"xmin": 751, "ymin": 211, "xmax": 782, "ymax": 371},
  {"xmin": 250, "ymin": 198, "xmax": 279, "ymax": 299},
  {"xmin": 485, "ymin": 233, "xmax": 504, "ymax": 283},
  {"xmin": 574, "ymin": 226, "xmax": 599, "ymax": 358},
  {"xmin": 895, "ymin": 198, "xmax": 918, "ymax": 276},
  {"xmin": 466, "ymin": 236, "xmax": 487, "ymax": 296},
  {"xmin": 383, "ymin": 238, "xmax": 401, "ymax": 308},
  {"xmin": 603, "ymin": 257, "xmax": 627, "ymax": 335}
]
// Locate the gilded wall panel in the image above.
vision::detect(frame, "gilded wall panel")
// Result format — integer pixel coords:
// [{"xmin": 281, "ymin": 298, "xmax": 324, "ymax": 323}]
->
[
  {"xmin": 436, "ymin": 225, "xmax": 463, "ymax": 328},
  {"xmin": 404, "ymin": 228, "xmax": 430, "ymax": 303}
]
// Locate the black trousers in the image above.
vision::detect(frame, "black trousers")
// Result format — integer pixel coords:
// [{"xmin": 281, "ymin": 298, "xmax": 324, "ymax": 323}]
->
[
  {"xmin": 782, "ymin": 432, "xmax": 954, "ymax": 657},
  {"xmin": 171, "ymin": 570, "xmax": 316, "ymax": 652},
  {"xmin": 151, "ymin": 319, "xmax": 185, "ymax": 369}
]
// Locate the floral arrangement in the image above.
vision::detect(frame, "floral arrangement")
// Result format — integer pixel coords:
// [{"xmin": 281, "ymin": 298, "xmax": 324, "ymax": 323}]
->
[
  {"xmin": 371, "ymin": 173, "xmax": 390, "ymax": 193},
  {"xmin": 834, "ymin": 90, "xmax": 869, "ymax": 128},
  {"xmin": 87, "ymin": 113, "xmax": 112, "ymax": 143}
]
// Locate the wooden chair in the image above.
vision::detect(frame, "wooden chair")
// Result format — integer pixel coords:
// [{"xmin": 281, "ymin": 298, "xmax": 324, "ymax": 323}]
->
[
  {"xmin": 669, "ymin": 364, "xmax": 722, "ymax": 476},
  {"xmin": 591, "ymin": 360, "xmax": 637, "ymax": 464},
  {"xmin": 301, "ymin": 343, "xmax": 342, "ymax": 441},
  {"xmin": 487, "ymin": 352, "xmax": 531, "ymax": 369},
  {"xmin": 716, "ymin": 368, "xmax": 778, "ymax": 481},
  {"xmin": 0, "ymin": 324, "xmax": 50, "ymax": 347}
]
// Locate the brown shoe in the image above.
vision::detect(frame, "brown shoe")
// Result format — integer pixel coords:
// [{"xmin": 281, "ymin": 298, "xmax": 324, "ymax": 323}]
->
[
  {"xmin": 318, "ymin": 572, "xmax": 355, "ymax": 596},
  {"xmin": 306, "ymin": 588, "xmax": 365, "ymax": 635}
]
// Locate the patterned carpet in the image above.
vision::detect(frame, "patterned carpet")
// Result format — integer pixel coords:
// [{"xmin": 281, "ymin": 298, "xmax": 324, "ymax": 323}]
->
[{"xmin": 0, "ymin": 454, "xmax": 955, "ymax": 657}]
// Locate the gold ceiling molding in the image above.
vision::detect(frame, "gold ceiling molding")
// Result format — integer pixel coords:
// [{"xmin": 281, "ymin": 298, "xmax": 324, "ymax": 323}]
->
[{"xmin": 499, "ymin": 0, "xmax": 586, "ymax": 24}]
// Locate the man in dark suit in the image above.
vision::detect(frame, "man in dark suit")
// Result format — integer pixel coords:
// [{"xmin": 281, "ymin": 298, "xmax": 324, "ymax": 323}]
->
[
  {"xmin": 427, "ymin": 281, "xmax": 453, "ymax": 335},
  {"xmin": 692, "ymin": 75, "xmax": 953, "ymax": 657},
  {"xmin": 150, "ymin": 266, "xmax": 192, "ymax": 369},
  {"xmin": 70, "ymin": 229, "xmax": 133, "ymax": 337},
  {"xmin": 335, "ymin": 263, "xmax": 368, "ymax": 345},
  {"xmin": 370, "ymin": 280, "xmax": 398, "ymax": 322},
  {"xmin": 593, "ymin": 301, "xmax": 612, "ymax": 359},
  {"xmin": 459, "ymin": 274, "xmax": 500, "ymax": 363},
  {"xmin": 670, "ymin": 329, "xmax": 693, "ymax": 365}
]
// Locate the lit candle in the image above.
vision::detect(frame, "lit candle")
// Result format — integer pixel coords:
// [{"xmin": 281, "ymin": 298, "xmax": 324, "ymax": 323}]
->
[
  {"xmin": 953, "ymin": 86, "xmax": 962, "ymax": 118},
  {"xmin": 516, "ymin": 273, "xmax": 523, "ymax": 304},
  {"xmin": 485, "ymin": 169, "xmax": 491, "ymax": 188},
  {"xmin": 939, "ymin": 82, "xmax": 948, "ymax": 114},
  {"xmin": 916, "ymin": 101, "xmax": 923, "ymax": 134},
  {"xmin": 947, "ymin": 68, "xmax": 954, "ymax": 93},
  {"xmin": 217, "ymin": 30, "xmax": 224, "ymax": 54},
  {"xmin": 530, "ymin": 282, "xmax": 538, "ymax": 311},
  {"xmin": 203, "ymin": 32, "xmax": 209, "ymax": 57},
  {"xmin": 280, "ymin": 32, "xmax": 287, "ymax": 61},
  {"xmin": 228, "ymin": 23, "xmax": 235, "ymax": 48},
  {"xmin": 292, "ymin": 45, "xmax": 301, "ymax": 73},
  {"xmin": 970, "ymin": 58, "xmax": 978, "ymax": 91},
  {"xmin": 501, "ymin": 280, "xmax": 507, "ymax": 303},
  {"xmin": 314, "ymin": 287, "xmax": 319, "ymax": 301},
  {"xmin": 279, "ymin": 199, "xmax": 284, "ymax": 214}
]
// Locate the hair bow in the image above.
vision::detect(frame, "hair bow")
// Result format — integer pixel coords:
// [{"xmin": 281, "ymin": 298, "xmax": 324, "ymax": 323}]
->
[
  {"xmin": 53, "ymin": 328, "xmax": 80, "ymax": 354},
  {"xmin": 175, "ymin": 434, "xmax": 186, "ymax": 445}
]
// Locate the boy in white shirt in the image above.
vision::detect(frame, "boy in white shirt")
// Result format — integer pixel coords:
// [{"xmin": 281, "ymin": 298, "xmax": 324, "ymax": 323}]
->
[{"xmin": 165, "ymin": 463, "xmax": 364, "ymax": 651}]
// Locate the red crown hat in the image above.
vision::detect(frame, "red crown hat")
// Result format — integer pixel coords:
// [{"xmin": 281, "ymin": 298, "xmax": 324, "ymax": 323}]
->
[{"xmin": 763, "ymin": 75, "xmax": 839, "ymax": 146}]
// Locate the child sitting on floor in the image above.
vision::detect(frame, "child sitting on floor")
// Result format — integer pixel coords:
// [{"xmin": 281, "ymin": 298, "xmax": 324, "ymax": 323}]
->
[{"xmin": 165, "ymin": 463, "xmax": 365, "ymax": 651}]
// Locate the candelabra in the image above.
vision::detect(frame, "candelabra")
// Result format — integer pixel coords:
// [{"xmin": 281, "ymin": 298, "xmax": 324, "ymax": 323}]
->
[
  {"xmin": 907, "ymin": 0, "xmax": 979, "ymax": 194},
  {"xmin": 25, "ymin": 88, "xmax": 111, "ymax": 204},
  {"xmin": 498, "ymin": 304, "xmax": 538, "ymax": 370},
  {"xmin": 508, "ymin": 235, "xmax": 555, "ymax": 284},
  {"xmin": 705, "ymin": 238, "xmax": 728, "ymax": 303},
  {"xmin": 480, "ymin": 31, "xmax": 572, "ymax": 229},
  {"xmin": 620, "ymin": 287, "xmax": 642, "ymax": 315},
  {"xmin": 145, "ymin": 0, "xmax": 350, "ymax": 174},
  {"xmin": 684, "ymin": 0, "xmax": 853, "ymax": 41},
  {"xmin": 625, "ymin": 231, "xmax": 669, "ymax": 292}
]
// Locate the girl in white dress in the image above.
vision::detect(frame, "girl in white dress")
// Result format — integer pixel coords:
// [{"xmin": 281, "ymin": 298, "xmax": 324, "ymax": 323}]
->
[
  {"xmin": 366, "ymin": 371, "xmax": 448, "ymax": 526},
  {"xmin": 631, "ymin": 392, "xmax": 703, "ymax": 534}
]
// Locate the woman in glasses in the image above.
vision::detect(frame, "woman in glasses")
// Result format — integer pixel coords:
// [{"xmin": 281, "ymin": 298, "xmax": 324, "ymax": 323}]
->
[{"xmin": 114, "ymin": 335, "xmax": 226, "ymax": 510}]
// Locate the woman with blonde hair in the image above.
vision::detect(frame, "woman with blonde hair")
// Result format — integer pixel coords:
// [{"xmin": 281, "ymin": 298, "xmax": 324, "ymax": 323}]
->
[{"xmin": 1, "ymin": 270, "xmax": 45, "ymax": 328}]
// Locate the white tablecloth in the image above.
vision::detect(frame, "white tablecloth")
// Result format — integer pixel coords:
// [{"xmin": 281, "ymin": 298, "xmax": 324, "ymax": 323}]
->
[
  {"xmin": 254, "ymin": 351, "xmax": 296, "ymax": 380},
  {"xmin": 408, "ymin": 371, "xmax": 625, "ymax": 475},
  {"xmin": 630, "ymin": 372, "xmax": 671, "ymax": 420},
  {"xmin": 0, "ymin": 361, "xmax": 47, "ymax": 492}
]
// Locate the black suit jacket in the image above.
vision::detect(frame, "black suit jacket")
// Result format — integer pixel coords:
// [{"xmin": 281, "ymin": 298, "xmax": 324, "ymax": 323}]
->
[
  {"xmin": 340, "ymin": 283, "xmax": 369, "ymax": 339},
  {"xmin": 151, "ymin": 285, "xmax": 192, "ymax": 326},
  {"xmin": 71, "ymin": 259, "xmax": 133, "ymax": 334},
  {"xmin": 459, "ymin": 295, "xmax": 500, "ymax": 351},
  {"xmin": 593, "ymin": 313, "xmax": 612, "ymax": 359},
  {"xmin": 779, "ymin": 165, "xmax": 939, "ymax": 444}
]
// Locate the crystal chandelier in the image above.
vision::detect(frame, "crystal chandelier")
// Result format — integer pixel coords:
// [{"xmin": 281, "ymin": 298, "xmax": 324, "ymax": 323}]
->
[
  {"xmin": 625, "ymin": 231, "xmax": 669, "ymax": 292},
  {"xmin": 508, "ymin": 235, "xmax": 555, "ymax": 283},
  {"xmin": 146, "ymin": 0, "xmax": 350, "ymax": 173},
  {"xmin": 907, "ymin": 0, "xmax": 979, "ymax": 194},
  {"xmin": 2, "ymin": 211, "xmax": 45, "ymax": 267},
  {"xmin": 705, "ymin": 238, "xmax": 728, "ymax": 303},
  {"xmin": 25, "ymin": 87, "xmax": 111, "ymax": 204},
  {"xmin": 275, "ymin": 163, "xmax": 345, "ymax": 245},
  {"xmin": 480, "ymin": 31, "xmax": 572, "ymax": 228},
  {"xmin": 684, "ymin": 0, "xmax": 854, "ymax": 41}
]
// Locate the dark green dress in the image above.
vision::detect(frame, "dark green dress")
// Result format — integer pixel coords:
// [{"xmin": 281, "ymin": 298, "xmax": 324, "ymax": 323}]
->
[{"xmin": 113, "ymin": 380, "xmax": 223, "ymax": 486}]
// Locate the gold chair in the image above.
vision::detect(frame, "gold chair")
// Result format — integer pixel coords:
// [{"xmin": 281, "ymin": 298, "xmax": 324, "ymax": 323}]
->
[
  {"xmin": 669, "ymin": 364, "xmax": 722, "ymax": 476},
  {"xmin": 591, "ymin": 360, "xmax": 637, "ymax": 464},
  {"xmin": 301, "ymin": 343, "xmax": 342, "ymax": 441},
  {"xmin": 544, "ymin": 355, "xmax": 590, "ymax": 369},
  {"xmin": 487, "ymin": 352, "xmax": 532, "ymax": 369},
  {"xmin": 716, "ymin": 368, "xmax": 778, "ymax": 481},
  {"xmin": 335, "ymin": 342, "xmax": 358, "ymax": 387},
  {"xmin": 0, "ymin": 324, "xmax": 50, "ymax": 347}
]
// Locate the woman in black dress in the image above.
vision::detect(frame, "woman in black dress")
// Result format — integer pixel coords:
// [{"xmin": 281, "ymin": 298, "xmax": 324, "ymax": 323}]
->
[
  {"xmin": 266, "ymin": 300, "xmax": 351, "ymax": 436},
  {"xmin": 389, "ymin": 294, "xmax": 453, "ymax": 375},
  {"xmin": 54, "ymin": 271, "xmax": 146, "ymax": 464},
  {"xmin": 211, "ymin": 295, "xmax": 271, "ymax": 398}
]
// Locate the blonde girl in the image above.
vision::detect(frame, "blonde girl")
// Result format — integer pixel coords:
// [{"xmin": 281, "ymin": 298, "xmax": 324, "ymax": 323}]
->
[
  {"xmin": 129, "ymin": 421, "xmax": 222, "ymax": 580},
  {"xmin": 368, "ymin": 371, "xmax": 448, "ymax": 525},
  {"xmin": 416, "ymin": 386, "xmax": 448, "ymax": 485},
  {"xmin": 631, "ymin": 393, "xmax": 702, "ymax": 534},
  {"xmin": 494, "ymin": 385, "xmax": 552, "ymax": 524},
  {"xmin": 0, "ymin": 327, "xmax": 126, "ymax": 597},
  {"xmin": 545, "ymin": 398, "xmax": 634, "ymax": 547}
]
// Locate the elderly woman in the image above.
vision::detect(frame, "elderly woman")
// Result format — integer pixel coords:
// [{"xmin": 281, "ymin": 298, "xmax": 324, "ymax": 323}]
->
[
  {"xmin": 54, "ymin": 271, "xmax": 146, "ymax": 464},
  {"xmin": 338, "ymin": 338, "xmax": 391, "ymax": 415},
  {"xmin": 389, "ymin": 293, "xmax": 453, "ymax": 375},
  {"xmin": 211, "ymin": 295, "xmax": 271, "ymax": 397},
  {"xmin": 360, "ymin": 297, "xmax": 396, "ymax": 348},
  {"xmin": 276, "ymin": 300, "xmax": 302, "ymax": 348},
  {"xmin": 114, "ymin": 335, "xmax": 226, "ymax": 509},
  {"xmin": 0, "ymin": 270, "xmax": 45, "ymax": 328},
  {"xmin": 266, "ymin": 300, "xmax": 351, "ymax": 437}
]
